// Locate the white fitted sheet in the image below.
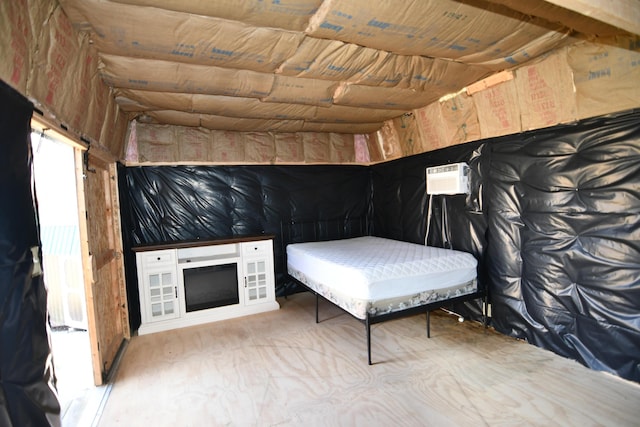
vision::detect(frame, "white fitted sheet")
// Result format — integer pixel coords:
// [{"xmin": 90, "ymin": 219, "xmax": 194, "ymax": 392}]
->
[{"xmin": 287, "ymin": 236, "xmax": 478, "ymax": 319}]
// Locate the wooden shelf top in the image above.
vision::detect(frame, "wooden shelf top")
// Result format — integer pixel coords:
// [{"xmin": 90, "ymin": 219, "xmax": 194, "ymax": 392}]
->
[{"xmin": 132, "ymin": 234, "xmax": 275, "ymax": 252}]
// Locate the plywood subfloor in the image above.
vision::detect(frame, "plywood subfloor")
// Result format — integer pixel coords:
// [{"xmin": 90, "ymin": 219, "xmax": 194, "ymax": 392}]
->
[{"xmin": 97, "ymin": 293, "xmax": 640, "ymax": 426}]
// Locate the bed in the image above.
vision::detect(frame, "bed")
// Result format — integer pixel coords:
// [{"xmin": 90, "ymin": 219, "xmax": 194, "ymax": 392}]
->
[{"xmin": 285, "ymin": 234, "xmax": 486, "ymax": 364}]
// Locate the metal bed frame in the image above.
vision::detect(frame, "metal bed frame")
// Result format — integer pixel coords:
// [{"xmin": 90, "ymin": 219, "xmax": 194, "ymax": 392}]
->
[
  {"xmin": 294, "ymin": 278, "xmax": 487, "ymax": 365},
  {"xmin": 280, "ymin": 217, "xmax": 488, "ymax": 365}
]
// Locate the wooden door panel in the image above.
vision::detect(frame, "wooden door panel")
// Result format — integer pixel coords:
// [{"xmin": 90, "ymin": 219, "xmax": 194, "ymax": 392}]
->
[{"xmin": 78, "ymin": 151, "xmax": 129, "ymax": 384}]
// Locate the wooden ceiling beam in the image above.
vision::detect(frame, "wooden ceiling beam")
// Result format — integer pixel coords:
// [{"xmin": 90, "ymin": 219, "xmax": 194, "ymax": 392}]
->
[
  {"xmin": 544, "ymin": 0, "xmax": 640, "ymax": 36},
  {"xmin": 486, "ymin": 0, "xmax": 638, "ymax": 37}
]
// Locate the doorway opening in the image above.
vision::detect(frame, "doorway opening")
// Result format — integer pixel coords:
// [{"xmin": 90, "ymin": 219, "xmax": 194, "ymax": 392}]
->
[{"xmin": 30, "ymin": 127, "xmax": 94, "ymax": 420}]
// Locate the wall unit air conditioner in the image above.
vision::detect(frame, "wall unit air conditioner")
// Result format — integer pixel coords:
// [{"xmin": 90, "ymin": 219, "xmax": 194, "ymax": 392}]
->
[{"xmin": 426, "ymin": 162, "xmax": 469, "ymax": 195}]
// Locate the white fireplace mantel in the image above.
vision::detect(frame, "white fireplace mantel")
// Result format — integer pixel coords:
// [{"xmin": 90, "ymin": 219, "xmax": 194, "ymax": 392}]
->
[{"xmin": 133, "ymin": 235, "xmax": 279, "ymax": 335}]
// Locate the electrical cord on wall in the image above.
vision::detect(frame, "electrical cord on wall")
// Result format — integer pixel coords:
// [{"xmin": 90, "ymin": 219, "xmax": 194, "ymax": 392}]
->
[
  {"xmin": 425, "ymin": 193, "xmax": 463, "ymax": 320},
  {"xmin": 425, "ymin": 194, "xmax": 454, "ymax": 249},
  {"xmin": 425, "ymin": 193, "xmax": 433, "ymax": 246},
  {"xmin": 442, "ymin": 197, "xmax": 448, "ymax": 248},
  {"xmin": 442, "ymin": 197, "xmax": 452, "ymax": 249}
]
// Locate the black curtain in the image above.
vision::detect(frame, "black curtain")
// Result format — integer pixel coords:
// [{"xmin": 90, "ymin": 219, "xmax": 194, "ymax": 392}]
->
[{"xmin": 0, "ymin": 81, "xmax": 59, "ymax": 425}]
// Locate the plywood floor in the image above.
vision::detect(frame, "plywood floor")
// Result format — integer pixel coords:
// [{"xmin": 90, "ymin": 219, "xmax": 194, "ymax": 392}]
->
[{"xmin": 97, "ymin": 293, "xmax": 640, "ymax": 426}]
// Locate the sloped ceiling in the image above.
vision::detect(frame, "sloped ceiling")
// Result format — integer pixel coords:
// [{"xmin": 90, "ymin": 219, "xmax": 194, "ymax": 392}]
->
[{"xmin": 58, "ymin": 0, "xmax": 634, "ymax": 134}]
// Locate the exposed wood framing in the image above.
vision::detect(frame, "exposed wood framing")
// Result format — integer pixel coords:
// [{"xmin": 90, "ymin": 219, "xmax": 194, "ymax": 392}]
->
[
  {"xmin": 546, "ymin": 0, "xmax": 640, "ymax": 35},
  {"xmin": 75, "ymin": 148, "xmax": 102, "ymax": 385},
  {"xmin": 75, "ymin": 147, "xmax": 129, "ymax": 385},
  {"xmin": 487, "ymin": 0, "xmax": 638, "ymax": 37},
  {"xmin": 108, "ymin": 161, "xmax": 131, "ymax": 341}
]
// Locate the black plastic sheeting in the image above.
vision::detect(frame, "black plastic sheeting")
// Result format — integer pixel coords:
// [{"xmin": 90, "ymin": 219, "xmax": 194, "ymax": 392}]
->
[
  {"xmin": 121, "ymin": 164, "xmax": 371, "ymax": 329},
  {"xmin": 370, "ymin": 110, "xmax": 640, "ymax": 382},
  {"xmin": 486, "ymin": 111, "xmax": 640, "ymax": 382},
  {"xmin": 120, "ymin": 109, "xmax": 640, "ymax": 383},
  {"xmin": 0, "ymin": 81, "xmax": 60, "ymax": 425}
]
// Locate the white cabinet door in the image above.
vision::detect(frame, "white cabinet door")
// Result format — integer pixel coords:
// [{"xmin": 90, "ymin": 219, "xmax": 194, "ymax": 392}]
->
[
  {"xmin": 138, "ymin": 250, "xmax": 179, "ymax": 323},
  {"xmin": 244, "ymin": 258, "xmax": 269, "ymax": 304},
  {"xmin": 242, "ymin": 240, "xmax": 275, "ymax": 306},
  {"xmin": 144, "ymin": 268, "xmax": 179, "ymax": 321}
]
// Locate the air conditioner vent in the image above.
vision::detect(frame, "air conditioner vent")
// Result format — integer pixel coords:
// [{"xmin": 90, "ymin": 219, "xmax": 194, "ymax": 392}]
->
[{"xmin": 426, "ymin": 162, "xmax": 469, "ymax": 195}]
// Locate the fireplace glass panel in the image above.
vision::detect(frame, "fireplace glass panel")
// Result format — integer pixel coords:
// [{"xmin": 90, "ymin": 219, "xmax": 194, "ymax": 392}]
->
[{"xmin": 183, "ymin": 263, "xmax": 239, "ymax": 312}]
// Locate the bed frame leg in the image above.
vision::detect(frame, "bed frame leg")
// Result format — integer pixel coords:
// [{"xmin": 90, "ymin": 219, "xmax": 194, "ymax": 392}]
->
[
  {"xmin": 366, "ymin": 314, "xmax": 372, "ymax": 365},
  {"xmin": 315, "ymin": 292, "xmax": 319, "ymax": 324},
  {"xmin": 426, "ymin": 311, "xmax": 431, "ymax": 338}
]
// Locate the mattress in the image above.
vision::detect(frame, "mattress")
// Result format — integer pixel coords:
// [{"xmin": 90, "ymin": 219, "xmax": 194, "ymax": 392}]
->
[{"xmin": 287, "ymin": 236, "xmax": 478, "ymax": 319}]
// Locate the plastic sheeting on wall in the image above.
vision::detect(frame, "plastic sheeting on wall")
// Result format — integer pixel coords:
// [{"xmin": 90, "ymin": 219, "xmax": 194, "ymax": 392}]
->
[
  {"xmin": 487, "ymin": 110, "xmax": 640, "ymax": 382},
  {"xmin": 371, "ymin": 109, "xmax": 640, "ymax": 382},
  {"xmin": 120, "ymin": 164, "xmax": 371, "ymax": 330},
  {"xmin": 0, "ymin": 81, "xmax": 60, "ymax": 425}
]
